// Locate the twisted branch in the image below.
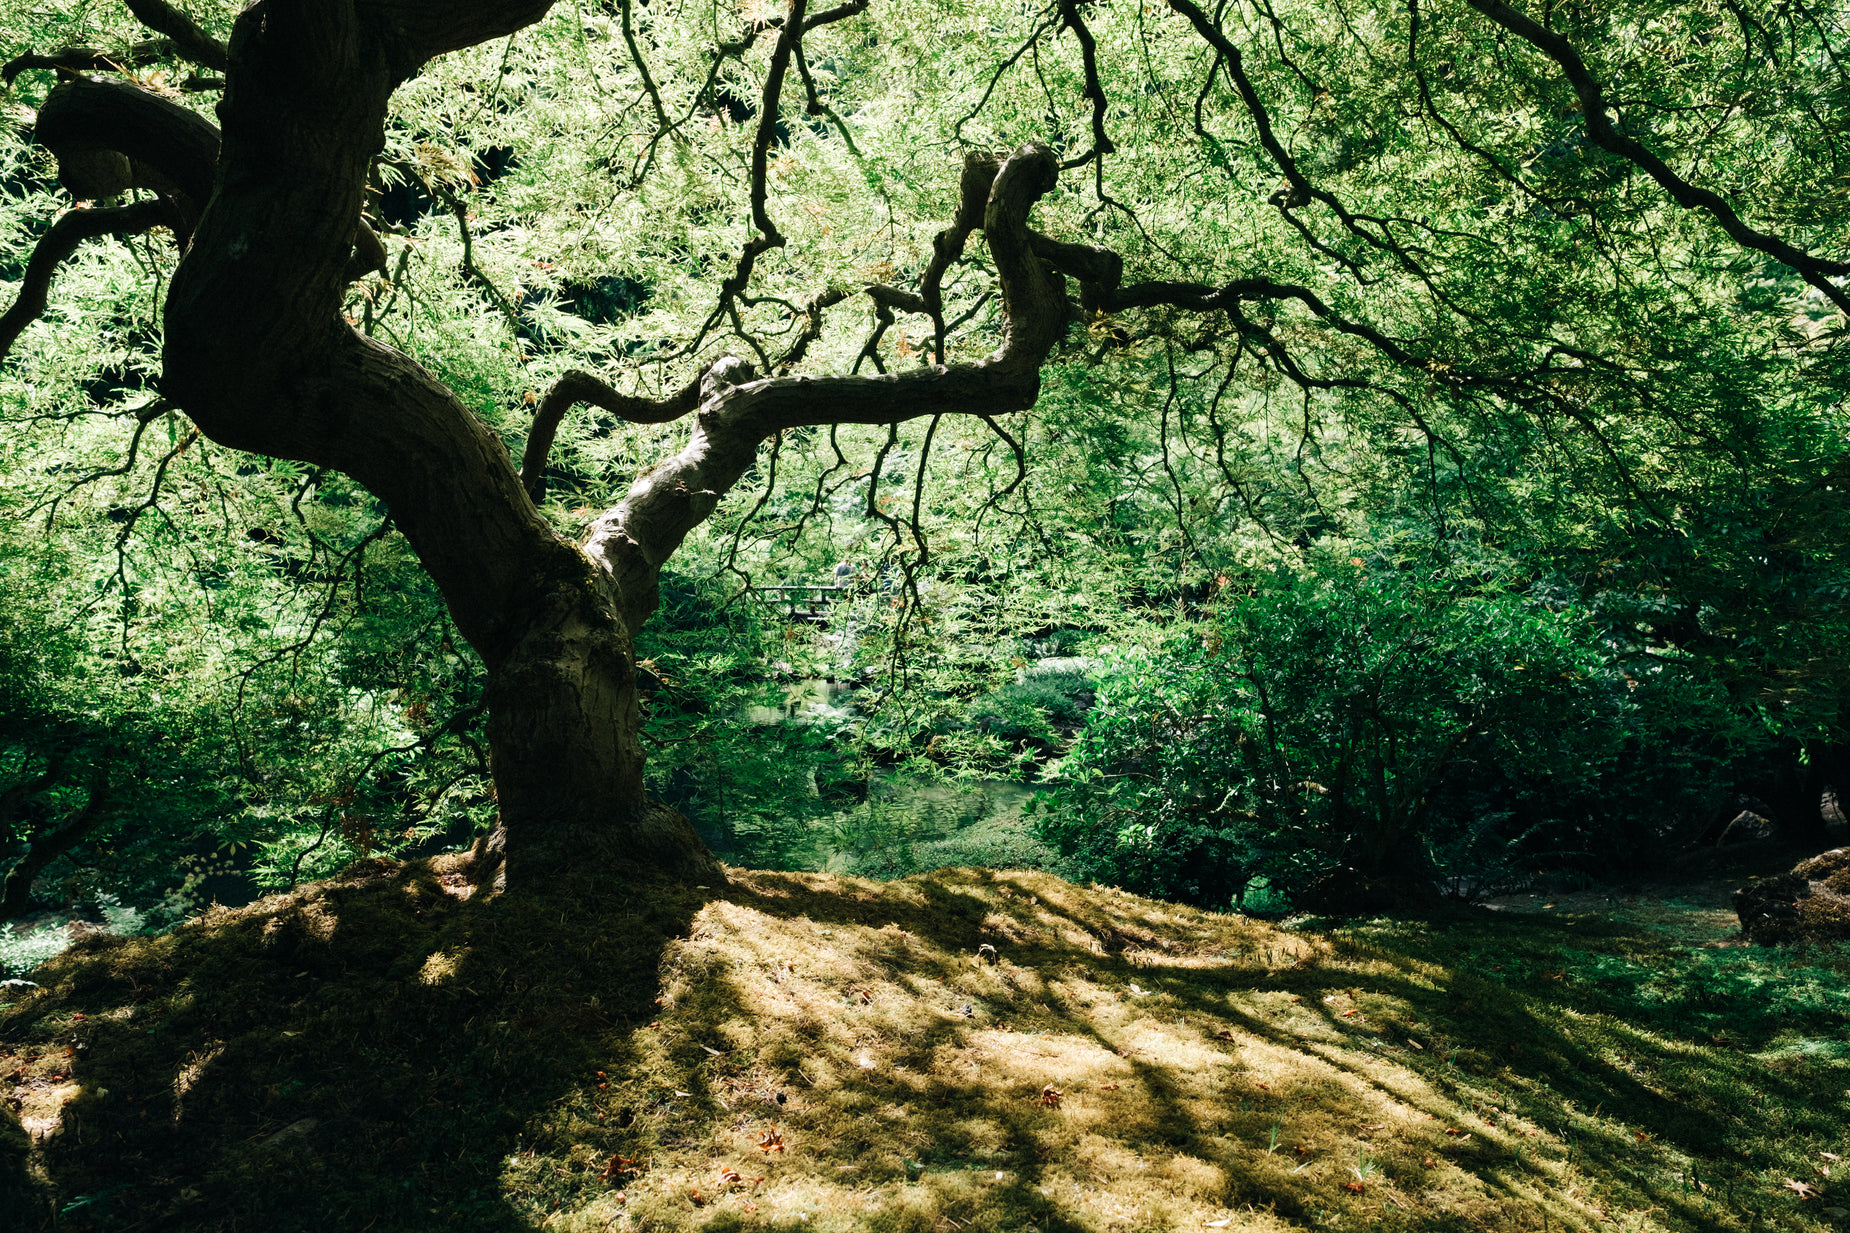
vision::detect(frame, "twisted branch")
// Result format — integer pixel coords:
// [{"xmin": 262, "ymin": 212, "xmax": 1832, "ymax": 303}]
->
[{"xmin": 521, "ymin": 369, "xmax": 706, "ymax": 502}]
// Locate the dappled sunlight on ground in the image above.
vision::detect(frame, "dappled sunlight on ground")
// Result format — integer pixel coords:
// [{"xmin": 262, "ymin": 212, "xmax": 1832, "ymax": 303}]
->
[{"xmin": 0, "ymin": 859, "xmax": 1845, "ymax": 1231}]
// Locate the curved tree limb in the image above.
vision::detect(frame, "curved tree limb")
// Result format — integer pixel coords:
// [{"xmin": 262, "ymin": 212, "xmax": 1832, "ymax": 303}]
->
[
  {"xmin": 521, "ymin": 369, "xmax": 706, "ymax": 503},
  {"xmin": 586, "ymin": 144, "xmax": 1065, "ymax": 629},
  {"xmin": 0, "ymin": 199, "xmax": 175, "ymax": 364},
  {"xmin": 124, "ymin": 0, "xmax": 229, "ymax": 73},
  {"xmin": 1467, "ymin": 0, "xmax": 1850, "ymax": 314},
  {"xmin": 35, "ymin": 73, "xmax": 220, "ymax": 234}
]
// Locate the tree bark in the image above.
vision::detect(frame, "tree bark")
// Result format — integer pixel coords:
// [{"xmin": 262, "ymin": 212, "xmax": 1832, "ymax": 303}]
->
[{"xmin": 481, "ymin": 571, "xmax": 718, "ymax": 885}]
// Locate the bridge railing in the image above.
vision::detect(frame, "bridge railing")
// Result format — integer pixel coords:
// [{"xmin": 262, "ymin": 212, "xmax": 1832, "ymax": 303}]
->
[{"xmin": 753, "ymin": 583, "xmax": 851, "ymax": 621}]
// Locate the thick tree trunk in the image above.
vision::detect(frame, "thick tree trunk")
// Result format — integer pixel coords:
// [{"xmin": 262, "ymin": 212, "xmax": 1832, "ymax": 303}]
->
[
  {"xmin": 145, "ymin": 0, "xmax": 721, "ymax": 887},
  {"xmin": 483, "ymin": 577, "xmax": 720, "ymax": 885}
]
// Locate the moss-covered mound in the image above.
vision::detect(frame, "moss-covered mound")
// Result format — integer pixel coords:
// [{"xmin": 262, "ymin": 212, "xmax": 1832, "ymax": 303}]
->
[
  {"xmin": 2, "ymin": 859, "xmax": 1847, "ymax": 1231},
  {"xmin": 1735, "ymin": 847, "xmax": 1850, "ymax": 945}
]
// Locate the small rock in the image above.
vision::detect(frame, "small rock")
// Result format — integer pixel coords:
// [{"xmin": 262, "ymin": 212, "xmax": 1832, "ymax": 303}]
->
[{"xmin": 1717, "ymin": 810, "xmax": 1775, "ymax": 846}]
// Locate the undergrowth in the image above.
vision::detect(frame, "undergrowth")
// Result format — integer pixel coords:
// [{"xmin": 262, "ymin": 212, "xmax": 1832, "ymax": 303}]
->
[{"xmin": 0, "ymin": 860, "xmax": 1845, "ymax": 1231}]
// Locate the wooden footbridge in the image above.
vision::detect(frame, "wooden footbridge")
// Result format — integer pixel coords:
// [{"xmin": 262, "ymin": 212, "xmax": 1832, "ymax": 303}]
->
[{"xmin": 752, "ymin": 582, "xmax": 851, "ymax": 625}]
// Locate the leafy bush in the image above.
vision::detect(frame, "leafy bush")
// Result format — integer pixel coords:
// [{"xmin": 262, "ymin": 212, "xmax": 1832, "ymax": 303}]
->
[
  {"xmin": 830, "ymin": 783, "xmax": 1073, "ymax": 880},
  {"xmin": 968, "ymin": 666, "xmax": 1096, "ymax": 745},
  {"xmin": 1035, "ymin": 556, "xmax": 1751, "ymax": 909}
]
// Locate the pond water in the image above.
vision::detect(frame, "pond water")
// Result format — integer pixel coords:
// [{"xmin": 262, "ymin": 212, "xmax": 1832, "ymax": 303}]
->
[{"xmin": 742, "ymin": 676, "xmax": 858, "ymax": 726}]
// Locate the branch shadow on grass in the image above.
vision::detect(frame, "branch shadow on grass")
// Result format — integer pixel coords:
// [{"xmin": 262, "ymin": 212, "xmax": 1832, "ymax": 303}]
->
[
  {"xmin": 3, "ymin": 861, "xmax": 1842, "ymax": 1232},
  {"xmin": 677, "ymin": 868, "xmax": 1839, "ymax": 1232},
  {"xmin": 0, "ymin": 857, "xmax": 710, "ymax": 1231}
]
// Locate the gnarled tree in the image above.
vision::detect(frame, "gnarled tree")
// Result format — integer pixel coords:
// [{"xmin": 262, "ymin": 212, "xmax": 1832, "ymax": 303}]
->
[
  {"xmin": 5, "ymin": 0, "xmax": 1847, "ymax": 893},
  {"xmin": 6, "ymin": 0, "xmax": 1099, "ymax": 888}
]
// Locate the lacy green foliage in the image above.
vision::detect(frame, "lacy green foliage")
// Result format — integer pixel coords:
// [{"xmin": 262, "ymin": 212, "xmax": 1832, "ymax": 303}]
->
[
  {"xmin": 968, "ymin": 667, "xmax": 1097, "ymax": 746},
  {"xmin": 0, "ymin": 381, "xmax": 493, "ymax": 916},
  {"xmin": 1037, "ymin": 554, "xmax": 1755, "ymax": 908},
  {"xmin": 0, "ymin": 923, "xmax": 67, "ymax": 979},
  {"xmin": 1, "ymin": 0, "xmax": 1849, "ymax": 924}
]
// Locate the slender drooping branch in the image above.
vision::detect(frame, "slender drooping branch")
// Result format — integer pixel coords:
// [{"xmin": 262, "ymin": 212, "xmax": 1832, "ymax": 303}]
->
[
  {"xmin": 1057, "ymin": 0, "xmax": 1116, "ymax": 172},
  {"xmin": 1467, "ymin": 0, "xmax": 1850, "ymax": 315},
  {"xmin": 733, "ymin": 0, "xmax": 807, "ymax": 292},
  {"xmin": 0, "ymin": 199, "xmax": 174, "ymax": 363}
]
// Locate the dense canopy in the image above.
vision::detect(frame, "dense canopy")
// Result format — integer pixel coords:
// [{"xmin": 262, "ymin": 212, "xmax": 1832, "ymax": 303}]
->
[{"xmin": 1, "ymin": 0, "xmax": 1847, "ymax": 908}]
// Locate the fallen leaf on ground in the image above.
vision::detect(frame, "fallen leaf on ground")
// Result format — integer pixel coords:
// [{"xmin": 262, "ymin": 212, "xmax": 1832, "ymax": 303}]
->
[
  {"xmin": 1038, "ymin": 1084, "xmax": 1063, "ymax": 1108},
  {"xmin": 1785, "ymin": 1179, "xmax": 1819, "ymax": 1200}
]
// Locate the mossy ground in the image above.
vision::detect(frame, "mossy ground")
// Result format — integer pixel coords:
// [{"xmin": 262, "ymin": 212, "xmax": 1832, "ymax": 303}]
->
[{"xmin": 1, "ymin": 852, "xmax": 1846, "ymax": 1232}]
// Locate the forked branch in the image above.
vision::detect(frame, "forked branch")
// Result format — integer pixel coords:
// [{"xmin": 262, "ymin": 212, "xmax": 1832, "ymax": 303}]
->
[
  {"xmin": 587, "ymin": 145, "xmax": 1066, "ymax": 628},
  {"xmin": 521, "ymin": 369, "xmax": 706, "ymax": 502}
]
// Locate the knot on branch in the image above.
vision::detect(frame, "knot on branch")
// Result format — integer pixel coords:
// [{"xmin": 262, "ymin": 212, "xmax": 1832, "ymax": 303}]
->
[{"xmin": 701, "ymin": 356, "xmax": 758, "ymax": 400}]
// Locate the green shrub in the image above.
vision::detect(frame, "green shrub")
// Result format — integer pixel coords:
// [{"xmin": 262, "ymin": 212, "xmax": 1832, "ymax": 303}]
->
[
  {"xmin": 1034, "ymin": 555, "xmax": 1750, "ymax": 909},
  {"xmin": 968, "ymin": 667, "xmax": 1096, "ymax": 745}
]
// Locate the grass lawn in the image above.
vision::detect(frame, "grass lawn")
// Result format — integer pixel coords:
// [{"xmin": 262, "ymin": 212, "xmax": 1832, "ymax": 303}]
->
[{"xmin": 1, "ymin": 851, "xmax": 1846, "ymax": 1231}]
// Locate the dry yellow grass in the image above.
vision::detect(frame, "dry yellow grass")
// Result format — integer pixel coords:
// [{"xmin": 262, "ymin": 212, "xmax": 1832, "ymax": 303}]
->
[
  {"xmin": 1, "ymin": 858, "xmax": 1843, "ymax": 1231},
  {"xmin": 573, "ymin": 867, "xmax": 1629, "ymax": 1232}
]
